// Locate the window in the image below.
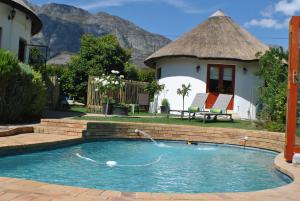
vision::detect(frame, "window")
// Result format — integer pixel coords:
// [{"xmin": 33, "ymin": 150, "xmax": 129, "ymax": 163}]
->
[
  {"xmin": 18, "ymin": 38, "xmax": 27, "ymax": 62},
  {"xmin": 208, "ymin": 66, "xmax": 220, "ymax": 93},
  {"xmin": 157, "ymin": 68, "xmax": 162, "ymax": 79},
  {"xmin": 0, "ymin": 27, "xmax": 2, "ymax": 48},
  {"xmin": 207, "ymin": 65, "xmax": 234, "ymax": 94}
]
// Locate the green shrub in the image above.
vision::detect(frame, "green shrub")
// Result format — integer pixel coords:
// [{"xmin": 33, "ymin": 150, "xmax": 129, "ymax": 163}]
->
[
  {"xmin": 255, "ymin": 47, "xmax": 288, "ymax": 132},
  {"xmin": 161, "ymin": 98, "xmax": 170, "ymax": 109},
  {"xmin": 0, "ymin": 49, "xmax": 47, "ymax": 122},
  {"xmin": 46, "ymin": 64, "xmax": 66, "ymax": 76},
  {"xmin": 20, "ymin": 64, "xmax": 47, "ymax": 118},
  {"xmin": 0, "ymin": 50, "xmax": 25, "ymax": 122},
  {"xmin": 255, "ymin": 120, "xmax": 285, "ymax": 132},
  {"xmin": 138, "ymin": 68, "xmax": 155, "ymax": 82},
  {"xmin": 145, "ymin": 80, "xmax": 165, "ymax": 101}
]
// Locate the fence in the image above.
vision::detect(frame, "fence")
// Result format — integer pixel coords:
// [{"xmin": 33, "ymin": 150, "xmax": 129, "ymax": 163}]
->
[
  {"xmin": 45, "ymin": 76, "xmax": 60, "ymax": 109},
  {"xmin": 87, "ymin": 76, "xmax": 148, "ymax": 113}
]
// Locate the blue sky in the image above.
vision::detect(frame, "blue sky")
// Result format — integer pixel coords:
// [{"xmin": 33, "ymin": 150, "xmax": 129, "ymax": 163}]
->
[{"xmin": 29, "ymin": 0, "xmax": 300, "ymax": 48}]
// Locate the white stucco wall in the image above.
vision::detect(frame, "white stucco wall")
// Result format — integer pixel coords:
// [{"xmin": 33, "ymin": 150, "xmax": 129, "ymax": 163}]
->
[
  {"xmin": 0, "ymin": 2, "xmax": 32, "ymax": 60},
  {"xmin": 156, "ymin": 57, "xmax": 261, "ymax": 120}
]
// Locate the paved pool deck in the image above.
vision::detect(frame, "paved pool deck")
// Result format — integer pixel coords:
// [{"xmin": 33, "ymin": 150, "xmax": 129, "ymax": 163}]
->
[{"xmin": 0, "ymin": 129, "xmax": 299, "ymax": 200}]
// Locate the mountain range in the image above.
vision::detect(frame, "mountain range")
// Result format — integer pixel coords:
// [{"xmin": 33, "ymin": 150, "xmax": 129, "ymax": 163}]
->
[{"xmin": 28, "ymin": 2, "xmax": 171, "ymax": 67}]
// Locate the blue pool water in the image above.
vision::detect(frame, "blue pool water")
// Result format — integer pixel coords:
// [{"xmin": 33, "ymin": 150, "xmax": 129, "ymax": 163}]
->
[{"xmin": 0, "ymin": 140, "xmax": 291, "ymax": 193}]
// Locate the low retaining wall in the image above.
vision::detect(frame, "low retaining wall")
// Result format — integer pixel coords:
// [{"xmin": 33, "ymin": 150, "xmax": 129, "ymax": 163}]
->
[
  {"xmin": 35, "ymin": 119, "xmax": 285, "ymax": 152},
  {"xmin": 0, "ymin": 127, "xmax": 34, "ymax": 137},
  {"xmin": 34, "ymin": 119, "xmax": 87, "ymax": 137}
]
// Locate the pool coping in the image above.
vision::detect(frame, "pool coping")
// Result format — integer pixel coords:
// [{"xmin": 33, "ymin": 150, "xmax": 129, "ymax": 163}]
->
[{"xmin": 0, "ymin": 124, "xmax": 299, "ymax": 200}]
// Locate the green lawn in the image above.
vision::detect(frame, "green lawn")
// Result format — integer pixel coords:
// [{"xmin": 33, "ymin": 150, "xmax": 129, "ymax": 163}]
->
[
  {"xmin": 68, "ymin": 106, "xmax": 290, "ymax": 134},
  {"xmin": 74, "ymin": 115, "xmax": 259, "ymax": 131},
  {"xmin": 69, "ymin": 106, "xmax": 161, "ymax": 117},
  {"xmin": 69, "ymin": 106, "xmax": 87, "ymax": 113}
]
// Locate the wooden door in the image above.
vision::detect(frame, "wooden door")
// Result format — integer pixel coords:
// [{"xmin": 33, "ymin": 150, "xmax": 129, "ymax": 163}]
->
[{"xmin": 206, "ymin": 64, "xmax": 235, "ymax": 109}]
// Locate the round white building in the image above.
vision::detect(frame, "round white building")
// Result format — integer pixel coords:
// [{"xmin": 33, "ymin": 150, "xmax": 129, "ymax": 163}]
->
[
  {"xmin": 144, "ymin": 10, "xmax": 269, "ymax": 120},
  {"xmin": 0, "ymin": 0, "xmax": 42, "ymax": 62}
]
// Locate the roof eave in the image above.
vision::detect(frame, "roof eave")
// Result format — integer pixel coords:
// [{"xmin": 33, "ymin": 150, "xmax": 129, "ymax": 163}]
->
[{"xmin": 144, "ymin": 55, "xmax": 259, "ymax": 68}]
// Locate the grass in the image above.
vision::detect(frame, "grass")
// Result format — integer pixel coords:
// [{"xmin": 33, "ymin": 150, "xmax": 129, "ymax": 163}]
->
[
  {"xmin": 69, "ymin": 106, "xmax": 88, "ymax": 113},
  {"xmin": 74, "ymin": 115, "xmax": 259, "ymax": 131},
  {"xmin": 66, "ymin": 106, "xmax": 289, "ymax": 134},
  {"xmin": 69, "ymin": 106, "xmax": 161, "ymax": 117}
]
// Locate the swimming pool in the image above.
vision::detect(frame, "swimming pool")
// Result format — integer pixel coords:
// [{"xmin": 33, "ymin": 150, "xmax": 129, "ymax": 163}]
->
[{"xmin": 0, "ymin": 140, "xmax": 292, "ymax": 193}]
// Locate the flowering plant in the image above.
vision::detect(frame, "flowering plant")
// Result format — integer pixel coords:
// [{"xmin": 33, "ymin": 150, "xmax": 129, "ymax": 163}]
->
[{"xmin": 94, "ymin": 70, "xmax": 125, "ymax": 115}]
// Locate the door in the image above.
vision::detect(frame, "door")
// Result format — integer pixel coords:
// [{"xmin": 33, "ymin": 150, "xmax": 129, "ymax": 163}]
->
[
  {"xmin": 18, "ymin": 38, "xmax": 26, "ymax": 62},
  {"xmin": 206, "ymin": 64, "xmax": 235, "ymax": 109}
]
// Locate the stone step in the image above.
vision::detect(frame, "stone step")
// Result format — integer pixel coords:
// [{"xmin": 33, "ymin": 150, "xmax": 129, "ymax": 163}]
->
[{"xmin": 34, "ymin": 125, "xmax": 84, "ymax": 137}]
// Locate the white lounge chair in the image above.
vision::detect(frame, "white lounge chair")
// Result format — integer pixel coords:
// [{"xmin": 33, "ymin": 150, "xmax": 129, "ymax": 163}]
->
[
  {"xmin": 167, "ymin": 93, "xmax": 208, "ymax": 119},
  {"xmin": 201, "ymin": 94, "xmax": 233, "ymax": 123}
]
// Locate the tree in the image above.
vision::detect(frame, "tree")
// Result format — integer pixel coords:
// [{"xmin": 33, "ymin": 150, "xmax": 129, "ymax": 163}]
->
[
  {"xmin": 94, "ymin": 70, "xmax": 125, "ymax": 115},
  {"xmin": 124, "ymin": 63, "xmax": 156, "ymax": 82},
  {"xmin": 256, "ymin": 47, "xmax": 288, "ymax": 131},
  {"xmin": 67, "ymin": 34, "xmax": 131, "ymax": 103},
  {"xmin": 28, "ymin": 47, "xmax": 46, "ymax": 75},
  {"xmin": 124, "ymin": 62, "xmax": 138, "ymax": 81},
  {"xmin": 145, "ymin": 80, "xmax": 165, "ymax": 101},
  {"xmin": 177, "ymin": 83, "xmax": 191, "ymax": 111}
]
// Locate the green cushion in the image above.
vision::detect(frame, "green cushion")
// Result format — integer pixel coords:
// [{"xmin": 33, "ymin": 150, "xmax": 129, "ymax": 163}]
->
[
  {"xmin": 188, "ymin": 106, "xmax": 199, "ymax": 113},
  {"xmin": 210, "ymin": 108, "xmax": 222, "ymax": 114}
]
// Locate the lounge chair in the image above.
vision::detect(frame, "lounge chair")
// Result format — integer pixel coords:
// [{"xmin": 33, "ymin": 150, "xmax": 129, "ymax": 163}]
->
[
  {"xmin": 167, "ymin": 93, "xmax": 208, "ymax": 119},
  {"xmin": 137, "ymin": 93, "xmax": 149, "ymax": 113},
  {"xmin": 201, "ymin": 94, "xmax": 233, "ymax": 123}
]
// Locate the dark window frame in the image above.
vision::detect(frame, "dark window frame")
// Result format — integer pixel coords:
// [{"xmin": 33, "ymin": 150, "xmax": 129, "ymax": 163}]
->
[
  {"xmin": 0, "ymin": 27, "xmax": 2, "ymax": 48},
  {"xmin": 157, "ymin": 68, "xmax": 162, "ymax": 79}
]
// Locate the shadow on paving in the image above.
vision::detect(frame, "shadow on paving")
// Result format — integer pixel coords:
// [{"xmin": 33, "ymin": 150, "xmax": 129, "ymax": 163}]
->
[{"xmin": 42, "ymin": 110, "xmax": 85, "ymax": 119}]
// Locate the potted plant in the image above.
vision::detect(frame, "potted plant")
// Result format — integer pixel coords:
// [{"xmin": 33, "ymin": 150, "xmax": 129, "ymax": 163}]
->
[
  {"xmin": 102, "ymin": 98, "xmax": 115, "ymax": 115},
  {"xmin": 144, "ymin": 80, "xmax": 165, "ymax": 102},
  {"xmin": 113, "ymin": 103, "xmax": 129, "ymax": 116},
  {"xmin": 160, "ymin": 98, "xmax": 170, "ymax": 113},
  {"xmin": 94, "ymin": 70, "xmax": 125, "ymax": 116},
  {"xmin": 144, "ymin": 80, "xmax": 165, "ymax": 114}
]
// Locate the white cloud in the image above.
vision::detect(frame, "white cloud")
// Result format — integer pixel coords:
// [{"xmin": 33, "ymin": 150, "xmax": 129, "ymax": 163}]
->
[
  {"xmin": 78, "ymin": 0, "xmax": 204, "ymax": 14},
  {"xmin": 275, "ymin": 0, "xmax": 300, "ymax": 16},
  {"xmin": 260, "ymin": 4, "xmax": 274, "ymax": 17},
  {"xmin": 245, "ymin": 18, "xmax": 290, "ymax": 29},
  {"xmin": 244, "ymin": 0, "xmax": 298, "ymax": 30},
  {"xmin": 162, "ymin": 0, "xmax": 204, "ymax": 14},
  {"xmin": 79, "ymin": 0, "xmax": 151, "ymax": 10}
]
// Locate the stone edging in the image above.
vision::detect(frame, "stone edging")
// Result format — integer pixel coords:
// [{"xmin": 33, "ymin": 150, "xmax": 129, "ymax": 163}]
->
[{"xmin": 35, "ymin": 119, "xmax": 285, "ymax": 152}]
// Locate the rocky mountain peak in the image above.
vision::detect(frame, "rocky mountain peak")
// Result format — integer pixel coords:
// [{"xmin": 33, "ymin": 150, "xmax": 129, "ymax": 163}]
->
[{"xmin": 30, "ymin": 3, "xmax": 170, "ymax": 67}]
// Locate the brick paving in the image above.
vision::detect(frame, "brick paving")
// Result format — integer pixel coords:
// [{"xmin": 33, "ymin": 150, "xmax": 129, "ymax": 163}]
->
[
  {"xmin": 0, "ymin": 120, "xmax": 299, "ymax": 200},
  {"xmin": 0, "ymin": 133, "xmax": 80, "ymax": 148}
]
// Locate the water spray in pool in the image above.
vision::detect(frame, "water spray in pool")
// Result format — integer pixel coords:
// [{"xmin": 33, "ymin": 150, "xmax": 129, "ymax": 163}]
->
[
  {"xmin": 75, "ymin": 153, "xmax": 163, "ymax": 167},
  {"xmin": 135, "ymin": 129, "xmax": 169, "ymax": 147}
]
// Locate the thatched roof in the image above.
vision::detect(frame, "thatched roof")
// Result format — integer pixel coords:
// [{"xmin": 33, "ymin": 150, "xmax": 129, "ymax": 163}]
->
[
  {"xmin": 0, "ymin": 0, "xmax": 42, "ymax": 35},
  {"xmin": 144, "ymin": 10, "xmax": 269, "ymax": 68}
]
